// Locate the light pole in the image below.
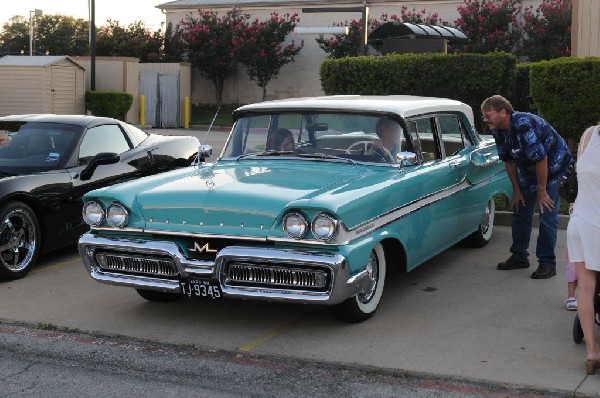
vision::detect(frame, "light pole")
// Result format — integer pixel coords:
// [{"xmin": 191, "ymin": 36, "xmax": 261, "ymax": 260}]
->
[{"xmin": 29, "ymin": 9, "xmax": 43, "ymax": 56}]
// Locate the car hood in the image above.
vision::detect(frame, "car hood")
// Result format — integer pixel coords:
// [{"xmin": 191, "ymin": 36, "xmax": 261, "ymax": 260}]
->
[{"xmin": 128, "ymin": 160, "xmax": 381, "ymax": 237}]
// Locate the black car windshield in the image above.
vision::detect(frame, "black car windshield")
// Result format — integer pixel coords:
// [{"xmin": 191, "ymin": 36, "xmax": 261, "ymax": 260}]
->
[
  {"xmin": 0, "ymin": 121, "xmax": 81, "ymax": 173},
  {"xmin": 223, "ymin": 112, "xmax": 411, "ymax": 165}
]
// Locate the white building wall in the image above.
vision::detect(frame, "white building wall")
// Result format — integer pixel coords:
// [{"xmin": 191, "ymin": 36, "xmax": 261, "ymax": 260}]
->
[
  {"xmin": 573, "ymin": 0, "xmax": 600, "ymax": 57},
  {"xmin": 164, "ymin": 0, "xmax": 543, "ymax": 105}
]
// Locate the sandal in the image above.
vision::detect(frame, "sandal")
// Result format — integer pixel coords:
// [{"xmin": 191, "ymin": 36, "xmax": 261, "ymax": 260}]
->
[{"xmin": 565, "ymin": 297, "xmax": 577, "ymax": 311}]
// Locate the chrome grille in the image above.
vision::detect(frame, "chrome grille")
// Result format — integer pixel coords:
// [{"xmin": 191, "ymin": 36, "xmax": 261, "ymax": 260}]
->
[
  {"xmin": 226, "ymin": 262, "xmax": 328, "ymax": 290},
  {"xmin": 94, "ymin": 252, "xmax": 178, "ymax": 277}
]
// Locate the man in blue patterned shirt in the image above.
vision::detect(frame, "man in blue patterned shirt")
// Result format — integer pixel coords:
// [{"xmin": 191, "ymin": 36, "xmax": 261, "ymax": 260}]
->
[{"xmin": 481, "ymin": 95, "xmax": 573, "ymax": 279}]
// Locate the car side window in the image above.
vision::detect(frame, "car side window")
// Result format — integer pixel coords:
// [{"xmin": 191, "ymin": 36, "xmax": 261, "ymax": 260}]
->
[
  {"xmin": 79, "ymin": 125, "xmax": 131, "ymax": 164},
  {"xmin": 437, "ymin": 115, "xmax": 470, "ymax": 157},
  {"xmin": 407, "ymin": 117, "xmax": 439, "ymax": 163}
]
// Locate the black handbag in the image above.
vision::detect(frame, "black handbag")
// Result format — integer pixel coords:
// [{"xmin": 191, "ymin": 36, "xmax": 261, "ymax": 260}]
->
[{"xmin": 558, "ymin": 163, "xmax": 578, "ymax": 203}]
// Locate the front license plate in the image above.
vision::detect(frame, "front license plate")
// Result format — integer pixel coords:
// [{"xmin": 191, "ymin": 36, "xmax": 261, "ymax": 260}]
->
[{"xmin": 180, "ymin": 279, "xmax": 222, "ymax": 299}]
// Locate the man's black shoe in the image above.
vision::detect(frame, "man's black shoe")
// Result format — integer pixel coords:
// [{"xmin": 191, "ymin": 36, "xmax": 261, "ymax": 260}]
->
[
  {"xmin": 531, "ymin": 263, "xmax": 556, "ymax": 279},
  {"xmin": 497, "ymin": 255, "xmax": 530, "ymax": 270}
]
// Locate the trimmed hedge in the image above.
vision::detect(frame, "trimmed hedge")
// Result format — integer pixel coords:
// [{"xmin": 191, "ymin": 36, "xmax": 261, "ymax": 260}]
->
[
  {"xmin": 514, "ymin": 63, "xmax": 536, "ymax": 114},
  {"xmin": 85, "ymin": 91, "xmax": 133, "ymax": 120},
  {"xmin": 530, "ymin": 57, "xmax": 600, "ymax": 142},
  {"xmin": 320, "ymin": 52, "xmax": 516, "ymax": 131}
]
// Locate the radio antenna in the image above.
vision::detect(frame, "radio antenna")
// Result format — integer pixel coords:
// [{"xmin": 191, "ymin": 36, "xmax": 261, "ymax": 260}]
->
[{"xmin": 201, "ymin": 107, "xmax": 221, "ymax": 145}]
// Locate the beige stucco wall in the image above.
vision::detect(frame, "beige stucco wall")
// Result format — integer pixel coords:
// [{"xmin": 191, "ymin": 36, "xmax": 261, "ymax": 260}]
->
[
  {"xmin": 163, "ymin": 0, "xmax": 544, "ymax": 105},
  {"xmin": 572, "ymin": 0, "xmax": 600, "ymax": 57},
  {"xmin": 74, "ymin": 56, "xmax": 140, "ymax": 123}
]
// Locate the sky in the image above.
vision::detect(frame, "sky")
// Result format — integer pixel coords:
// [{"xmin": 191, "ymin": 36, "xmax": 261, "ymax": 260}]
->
[{"xmin": 1, "ymin": 0, "xmax": 167, "ymax": 31}]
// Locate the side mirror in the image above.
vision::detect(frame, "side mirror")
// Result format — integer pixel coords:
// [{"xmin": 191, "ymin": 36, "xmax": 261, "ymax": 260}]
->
[
  {"xmin": 396, "ymin": 151, "xmax": 417, "ymax": 166},
  {"xmin": 80, "ymin": 152, "xmax": 120, "ymax": 181},
  {"xmin": 196, "ymin": 145, "xmax": 212, "ymax": 164}
]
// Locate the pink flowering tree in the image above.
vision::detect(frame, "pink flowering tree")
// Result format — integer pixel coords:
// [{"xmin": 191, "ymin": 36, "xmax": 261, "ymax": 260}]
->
[
  {"xmin": 236, "ymin": 12, "xmax": 304, "ymax": 101},
  {"xmin": 96, "ymin": 20, "xmax": 163, "ymax": 62},
  {"xmin": 517, "ymin": 0, "xmax": 572, "ymax": 61},
  {"xmin": 179, "ymin": 9, "xmax": 250, "ymax": 106},
  {"xmin": 452, "ymin": 0, "xmax": 521, "ymax": 54},
  {"xmin": 316, "ymin": 7, "xmax": 445, "ymax": 58}
]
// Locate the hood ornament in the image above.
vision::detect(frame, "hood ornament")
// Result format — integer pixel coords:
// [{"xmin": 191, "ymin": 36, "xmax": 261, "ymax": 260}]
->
[{"xmin": 206, "ymin": 179, "xmax": 215, "ymax": 190}]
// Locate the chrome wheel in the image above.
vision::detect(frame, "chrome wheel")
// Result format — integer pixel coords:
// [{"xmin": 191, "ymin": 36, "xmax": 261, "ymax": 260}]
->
[
  {"xmin": 0, "ymin": 202, "xmax": 40, "ymax": 280},
  {"xmin": 464, "ymin": 198, "xmax": 495, "ymax": 248},
  {"xmin": 357, "ymin": 249, "xmax": 379, "ymax": 304}
]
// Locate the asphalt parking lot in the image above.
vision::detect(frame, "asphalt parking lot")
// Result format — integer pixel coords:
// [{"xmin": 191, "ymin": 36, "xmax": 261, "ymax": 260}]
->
[
  {"xmin": 1, "ymin": 225, "xmax": 598, "ymax": 396},
  {"xmin": 0, "ymin": 128, "xmax": 598, "ymax": 397}
]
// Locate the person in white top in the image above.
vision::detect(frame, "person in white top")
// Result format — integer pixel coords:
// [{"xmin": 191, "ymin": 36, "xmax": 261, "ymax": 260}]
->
[{"xmin": 567, "ymin": 124, "xmax": 600, "ymax": 375}]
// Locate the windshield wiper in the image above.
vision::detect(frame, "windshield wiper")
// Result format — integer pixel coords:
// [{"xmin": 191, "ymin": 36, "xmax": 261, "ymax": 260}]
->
[
  {"xmin": 236, "ymin": 150, "xmax": 294, "ymax": 161},
  {"xmin": 297, "ymin": 153, "xmax": 356, "ymax": 165}
]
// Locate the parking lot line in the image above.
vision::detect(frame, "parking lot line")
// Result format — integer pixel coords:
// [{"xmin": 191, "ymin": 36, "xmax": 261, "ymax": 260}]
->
[
  {"xmin": 31, "ymin": 256, "xmax": 81, "ymax": 275},
  {"xmin": 238, "ymin": 316, "xmax": 312, "ymax": 352}
]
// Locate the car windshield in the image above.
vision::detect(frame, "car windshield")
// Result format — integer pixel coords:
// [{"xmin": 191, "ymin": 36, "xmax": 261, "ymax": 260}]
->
[
  {"xmin": 223, "ymin": 112, "xmax": 412, "ymax": 165},
  {"xmin": 0, "ymin": 121, "xmax": 80, "ymax": 173}
]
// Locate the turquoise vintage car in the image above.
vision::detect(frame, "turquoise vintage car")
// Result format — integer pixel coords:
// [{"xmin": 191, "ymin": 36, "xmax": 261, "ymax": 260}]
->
[{"xmin": 78, "ymin": 95, "xmax": 511, "ymax": 322}]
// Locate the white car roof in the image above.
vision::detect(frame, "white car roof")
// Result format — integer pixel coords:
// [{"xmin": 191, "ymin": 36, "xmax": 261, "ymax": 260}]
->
[{"xmin": 235, "ymin": 95, "xmax": 475, "ymax": 126}]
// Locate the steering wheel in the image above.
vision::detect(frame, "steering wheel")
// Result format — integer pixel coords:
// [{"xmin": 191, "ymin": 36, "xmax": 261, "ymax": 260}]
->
[{"xmin": 345, "ymin": 141, "xmax": 373, "ymax": 154}]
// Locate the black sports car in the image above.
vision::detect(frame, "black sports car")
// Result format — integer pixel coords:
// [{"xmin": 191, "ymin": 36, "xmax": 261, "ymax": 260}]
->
[{"xmin": 0, "ymin": 114, "xmax": 200, "ymax": 280}]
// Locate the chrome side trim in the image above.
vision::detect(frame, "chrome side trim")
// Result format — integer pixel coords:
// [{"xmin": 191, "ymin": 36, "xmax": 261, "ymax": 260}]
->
[{"xmin": 88, "ymin": 162, "xmax": 505, "ymax": 247}]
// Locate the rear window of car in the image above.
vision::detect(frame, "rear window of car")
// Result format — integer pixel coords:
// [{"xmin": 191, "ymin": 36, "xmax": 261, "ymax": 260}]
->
[{"xmin": 124, "ymin": 123, "xmax": 150, "ymax": 146}]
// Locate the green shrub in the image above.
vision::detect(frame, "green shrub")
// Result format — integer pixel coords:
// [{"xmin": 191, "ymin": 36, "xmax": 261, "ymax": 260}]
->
[
  {"xmin": 86, "ymin": 91, "xmax": 133, "ymax": 120},
  {"xmin": 320, "ymin": 52, "xmax": 516, "ymax": 132},
  {"xmin": 514, "ymin": 63, "xmax": 537, "ymax": 114},
  {"xmin": 530, "ymin": 57, "xmax": 600, "ymax": 143}
]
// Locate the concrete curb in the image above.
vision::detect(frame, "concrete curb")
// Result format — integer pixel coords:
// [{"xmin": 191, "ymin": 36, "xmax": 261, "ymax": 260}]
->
[{"xmin": 495, "ymin": 211, "xmax": 569, "ymax": 230}]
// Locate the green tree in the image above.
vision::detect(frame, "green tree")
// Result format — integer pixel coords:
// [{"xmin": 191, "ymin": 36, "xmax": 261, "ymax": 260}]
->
[
  {"xmin": 236, "ymin": 13, "xmax": 303, "ymax": 100},
  {"xmin": 0, "ymin": 16, "xmax": 29, "ymax": 56},
  {"xmin": 96, "ymin": 20, "xmax": 163, "ymax": 62},
  {"xmin": 36, "ymin": 15, "xmax": 89, "ymax": 56},
  {"xmin": 162, "ymin": 22, "xmax": 187, "ymax": 63},
  {"xmin": 179, "ymin": 9, "xmax": 250, "ymax": 106},
  {"xmin": 0, "ymin": 15, "xmax": 89, "ymax": 56}
]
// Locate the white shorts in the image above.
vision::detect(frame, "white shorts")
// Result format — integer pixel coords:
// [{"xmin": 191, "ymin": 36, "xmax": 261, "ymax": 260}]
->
[{"xmin": 567, "ymin": 216, "xmax": 600, "ymax": 271}]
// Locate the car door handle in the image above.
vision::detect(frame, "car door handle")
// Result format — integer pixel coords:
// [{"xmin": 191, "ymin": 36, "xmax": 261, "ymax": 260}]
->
[{"xmin": 449, "ymin": 161, "xmax": 465, "ymax": 169}]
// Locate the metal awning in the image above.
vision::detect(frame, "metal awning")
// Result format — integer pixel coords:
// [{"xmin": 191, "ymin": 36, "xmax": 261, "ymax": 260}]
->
[{"xmin": 368, "ymin": 22, "xmax": 469, "ymax": 45}]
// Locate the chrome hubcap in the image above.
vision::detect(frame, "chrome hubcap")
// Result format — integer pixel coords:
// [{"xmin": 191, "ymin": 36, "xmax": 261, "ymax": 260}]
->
[
  {"xmin": 357, "ymin": 250, "xmax": 378, "ymax": 304},
  {"xmin": 481, "ymin": 202, "xmax": 491, "ymax": 234},
  {"xmin": 0, "ymin": 210, "xmax": 36, "ymax": 272}
]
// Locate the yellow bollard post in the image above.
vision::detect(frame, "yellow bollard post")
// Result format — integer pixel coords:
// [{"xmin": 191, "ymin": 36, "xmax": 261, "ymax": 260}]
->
[
  {"xmin": 139, "ymin": 95, "xmax": 145, "ymax": 126},
  {"xmin": 184, "ymin": 96, "xmax": 190, "ymax": 129}
]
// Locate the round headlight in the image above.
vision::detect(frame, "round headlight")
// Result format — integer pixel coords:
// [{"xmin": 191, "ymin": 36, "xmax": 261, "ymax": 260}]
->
[
  {"xmin": 82, "ymin": 201, "xmax": 104, "ymax": 227},
  {"xmin": 106, "ymin": 203, "xmax": 129, "ymax": 228},
  {"xmin": 283, "ymin": 212, "xmax": 308, "ymax": 239},
  {"xmin": 311, "ymin": 213, "xmax": 338, "ymax": 241}
]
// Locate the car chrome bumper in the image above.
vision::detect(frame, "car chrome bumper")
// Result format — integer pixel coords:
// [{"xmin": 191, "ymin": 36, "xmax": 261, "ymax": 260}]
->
[{"xmin": 78, "ymin": 234, "xmax": 373, "ymax": 305}]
